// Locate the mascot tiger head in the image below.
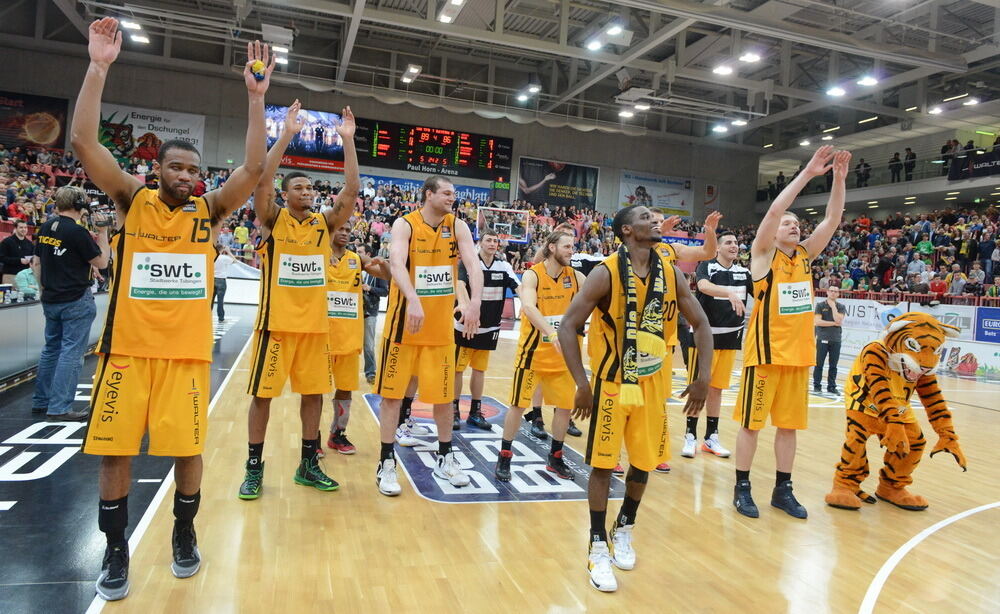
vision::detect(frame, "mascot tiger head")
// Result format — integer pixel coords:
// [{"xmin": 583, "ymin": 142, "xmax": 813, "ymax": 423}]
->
[{"xmin": 882, "ymin": 312, "xmax": 960, "ymax": 382}]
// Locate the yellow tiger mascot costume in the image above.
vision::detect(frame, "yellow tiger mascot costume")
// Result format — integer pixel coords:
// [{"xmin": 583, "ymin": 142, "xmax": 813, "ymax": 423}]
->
[{"xmin": 825, "ymin": 312, "xmax": 967, "ymax": 511}]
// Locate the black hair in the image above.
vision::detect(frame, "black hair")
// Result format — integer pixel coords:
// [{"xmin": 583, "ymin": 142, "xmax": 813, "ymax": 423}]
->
[
  {"xmin": 612, "ymin": 205, "xmax": 640, "ymax": 241},
  {"xmin": 281, "ymin": 171, "xmax": 312, "ymax": 192},
  {"xmin": 156, "ymin": 139, "xmax": 201, "ymax": 164},
  {"xmin": 717, "ymin": 228, "xmax": 737, "ymax": 240}
]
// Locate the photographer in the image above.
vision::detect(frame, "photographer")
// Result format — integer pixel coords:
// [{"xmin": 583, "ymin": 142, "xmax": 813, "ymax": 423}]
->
[{"xmin": 30, "ymin": 186, "xmax": 110, "ymax": 421}]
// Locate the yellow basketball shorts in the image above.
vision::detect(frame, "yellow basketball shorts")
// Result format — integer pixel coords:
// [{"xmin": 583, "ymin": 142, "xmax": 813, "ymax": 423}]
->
[
  {"xmin": 455, "ymin": 346, "xmax": 491, "ymax": 373},
  {"xmin": 331, "ymin": 352, "xmax": 359, "ymax": 392},
  {"xmin": 585, "ymin": 375, "xmax": 669, "ymax": 472},
  {"xmin": 509, "ymin": 367, "xmax": 576, "ymax": 409},
  {"xmin": 734, "ymin": 364, "xmax": 809, "ymax": 430},
  {"xmin": 247, "ymin": 330, "xmax": 333, "ymax": 398},
  {"xmin": 688, "ymin": 348, "xmax": 738, "ymax": 390},
  {"xmin": 82, "ymin": 354, "xmax": 209, "ymax": 457},
  {"xmin": 376, "ymin": 341, "xmax": 454, "ymax": 404}
]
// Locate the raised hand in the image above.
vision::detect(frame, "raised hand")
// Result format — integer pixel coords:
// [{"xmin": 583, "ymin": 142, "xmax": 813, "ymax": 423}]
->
[
  {"xmin": 704, "ymin": 210, "xmax": 722, "ymax": 233},
  {"xmin": 88, "ymin": 17, "xmax": 123, "ymax": 67},
  {"xmin": 283, "ymin": 100, "xmax": 306, "ymax": 135},
  {"xmin": 243, "ymin": 40, "xmax": 276, "ymax": 97},
  {"xmin": 832, "ymin": 150, "xmax": 853, "ymax": 181},
  {"xmin": 660, "ymin": 215, "xmax": 681, "ymax": 235},
  {"xmin": 336, "ymin": 106, "xmax": 356, "ymax": 140},
  {"xmin": 803, "ymin": 145, "xmax": 836, "ymax": 177}
]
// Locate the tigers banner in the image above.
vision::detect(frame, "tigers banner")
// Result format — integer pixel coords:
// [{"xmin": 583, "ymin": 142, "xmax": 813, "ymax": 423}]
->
[{"xmin": 100, "ymin": 104, "xmax": 205, "ymax": 163}]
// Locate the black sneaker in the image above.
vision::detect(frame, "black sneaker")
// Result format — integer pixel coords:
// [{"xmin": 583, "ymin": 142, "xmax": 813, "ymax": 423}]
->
[
  {"xmin": 771, "ymin": 480, "xmax": 808, "ymax": 519},
  {"xmin": 466, "ymin": 411, "xmax": 492, "ymax": 431},
  {"xmin": 567, "ymin": 420, "xmax": 582, "ymax": 437},
  {"xmin": 96, "ymin": 543, "xmax": 130, "ymax": 601},
  {"xmin": 827, "ymin": 386, "xmax": 839, "ymax": 395},
  {"xmin": 238, "ymin": 460, "xmax": 265, "ymax": 500},
  {"xmin": 294, "ymin": 457, "xmax": 339, "ymax": 491},
  {"xmin": 546, "ymin": 451, "xmax": 574, "ymax": 480},
  {"xmin": 47, "ymin": 408, "xmax": 89, "ymax": 422},
  {"xmin": 495, "ymin": 450, "xmax": 513, "ymax": 482},
  {"xmin": 812, "ymin": 384, "xmax": 822, "ymax": 394},
  {"xmin": 453, "ymin": 407, "xmax": 461, "ymax": 431},
  {"xmin": 171, "ymin": 523, "xmax": 201, "ymax": 578},
  {"xmin": 734, "ymin": 479, "xmax": 759, "ymax": 518},
  {"xmin": 530, "ymin": 418, "xmax": 548, "ymax": 440}
]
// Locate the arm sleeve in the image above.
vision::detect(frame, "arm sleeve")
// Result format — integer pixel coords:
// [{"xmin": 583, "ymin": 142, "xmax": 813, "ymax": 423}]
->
[
  {"xmin": 73, "ymin": 227, "xmax": 102, "ymax": 263},
  {"xmin": 837, "ymin": 303, "xmax": 847, "ymax": 314}
]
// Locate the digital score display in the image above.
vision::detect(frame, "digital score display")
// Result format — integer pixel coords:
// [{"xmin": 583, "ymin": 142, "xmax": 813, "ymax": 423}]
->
[{"xmin": 356, "ymin": 118, "xmax": 512, "ymax": 181}]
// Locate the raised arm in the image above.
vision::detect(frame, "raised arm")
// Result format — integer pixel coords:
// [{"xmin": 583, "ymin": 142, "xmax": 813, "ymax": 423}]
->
[
  {"xmin": 69, "ymin": 18, "xmax": 142, "ymax": 219},
  {"xmin": 752, "ymin": 145, "xmax": 835, "ymax": 262},
  {"xmin": 254, "ymin": 100, "xmax": 303, "ymax": 230},
  {"xmin": 208, "ymin": 41, "xmax": 274, "ymax": 225},
  {"xmin": 455, "ymin": 219, "xmax": 482, "ymax": 338},
  {"xmin": 672, "ymin": 211, "xmax": 722, "ymax": 262},
  {"xmin": 802, "ymin": 150, "xmax": 852, "ymax": 260},
  {"xmin": 323, "ymin": 107, "xmax": 359, "ymax": 231},
  {"xmin": 676, "ymin": 264, "xmax": 712, "ymax": 416},
  {"xmin": 560, "ymin": 264, "xmax": 612, "ymax": 420}
]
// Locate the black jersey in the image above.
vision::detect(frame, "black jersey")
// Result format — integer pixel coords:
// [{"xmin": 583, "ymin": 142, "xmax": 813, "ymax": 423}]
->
[
  {"xmin": 694, "ymin": 258, "xmax": 752, "ymax": 350},
  {"xmin": 454, "ymin": 254, "xmax": 520, "ymax": 350}
]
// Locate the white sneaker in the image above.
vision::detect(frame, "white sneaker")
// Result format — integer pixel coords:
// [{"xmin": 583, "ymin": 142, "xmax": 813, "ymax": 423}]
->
[
  {"xmin": 394, "ymin": 424, "xmax": 419, "ymax": 447},
  {"xmin": 702, "ymin": 433, "xmax": 731, "ymax": 458},
  {"xmin": 610, "ymin": 524, "xmax": 636, "ymax": 570},
  {"xmin": 433, "ymin": 451, "xmax": 470, "ymax": 486},
  {"xmin": 376, "ymin": 459, "xmax": 401, "ymax": 496},
  {"xmin": 588, "ymin": 541, "xmax": 618, "ymax": 592},
  {"xmin": 681, "ymin": 433, "xmax": 697, "ymax": 458},
  {"xmin": 406, "ymin": 416, "xmax": 432, "ymax": 436}
]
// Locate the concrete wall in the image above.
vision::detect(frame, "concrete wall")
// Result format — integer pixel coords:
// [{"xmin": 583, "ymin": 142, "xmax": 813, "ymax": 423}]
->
[{"xmin": 0, "ymin": 46, "xmax": 761, "ymax": 223}]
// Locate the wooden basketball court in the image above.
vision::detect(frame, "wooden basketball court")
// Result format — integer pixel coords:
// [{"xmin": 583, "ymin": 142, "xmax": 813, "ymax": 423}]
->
[{"xmin": 93, "ymin": 324, "xmax": 1000, "ymax": 614}]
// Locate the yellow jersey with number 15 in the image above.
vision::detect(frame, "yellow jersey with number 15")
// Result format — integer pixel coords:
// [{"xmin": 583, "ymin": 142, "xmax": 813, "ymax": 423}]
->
[
  {"xmin": 255, "ymin": 208, "xmax": 331, "ymax": 333},
  {"xmin": 384, "ymin": 209, "xmax": 458, "ymax": 346},
  {"xmin": 98, "ymin": 187, "xmax": 215, "ymax": 362},
  {"xmin": 743, "ymin": 244, "xmax": 815, "ymax": 367},
  {"xmin": 327, "ymin": 249, "xmax": 364, "ymax": 355}
]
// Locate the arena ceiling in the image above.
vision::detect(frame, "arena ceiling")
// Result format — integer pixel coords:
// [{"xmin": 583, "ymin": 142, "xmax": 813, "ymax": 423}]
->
[{"xmin": 4, "ymin": 0, "xmax": 1000, "ymax": 151}]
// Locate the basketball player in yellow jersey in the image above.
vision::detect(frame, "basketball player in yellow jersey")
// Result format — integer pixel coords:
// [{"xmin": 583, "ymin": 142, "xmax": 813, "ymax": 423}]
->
[
  {"xmin": 239, "ymin": 100, "xmax": 359, "ymax": 500},
  {"xmin": 732, "ymin": 145, "xmax": 852, "ymax": 520},
  {"xmin": 494, "ymin": 231, "xmax": 585, "ymax": 482},
  {"xmin": 375, "ymin": 175, "xmax": 483, "ymax": 496},
  {"xmin": 323, "ymin": 220, "xmax": 388, "ymax": 455},
  {"xmin": 559, "ymin": 205, "xmax": 714, "ymax": 592},
  {"xmin": 71, "ymin": 18, "xmax": 272, "ymax": 601}
]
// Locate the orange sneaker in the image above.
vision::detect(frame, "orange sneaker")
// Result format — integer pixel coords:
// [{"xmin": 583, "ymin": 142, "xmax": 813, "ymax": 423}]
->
[{"xmin": 654, "ymin": 462, "xmax": 671, "ymax": 473}]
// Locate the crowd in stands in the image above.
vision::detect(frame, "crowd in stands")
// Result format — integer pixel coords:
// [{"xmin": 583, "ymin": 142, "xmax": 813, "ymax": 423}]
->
[{"xmin": 5, "ymin": 144, "xmax": 1000, "ymax": 307}]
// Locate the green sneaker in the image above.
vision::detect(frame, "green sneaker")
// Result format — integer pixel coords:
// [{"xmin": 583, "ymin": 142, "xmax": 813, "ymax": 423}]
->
[
  {"xmin": 238, "ymin": 460, "xmax": 265, "ymax": 500},
  {"xmin": 294, "ymin": 457, "xmax": 339, "ymax": 491}
]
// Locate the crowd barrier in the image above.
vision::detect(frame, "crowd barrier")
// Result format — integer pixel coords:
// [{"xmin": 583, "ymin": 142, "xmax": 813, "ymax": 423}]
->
[{"xmin": 816, "ymin": 289, "xmax": 1000, "ymax": 306}]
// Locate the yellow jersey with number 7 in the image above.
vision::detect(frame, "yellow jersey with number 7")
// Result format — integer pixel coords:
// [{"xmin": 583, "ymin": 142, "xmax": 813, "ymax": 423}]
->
[{"xmin": 743, "ymin": 244, "xmax": 815, "ymax": 367}]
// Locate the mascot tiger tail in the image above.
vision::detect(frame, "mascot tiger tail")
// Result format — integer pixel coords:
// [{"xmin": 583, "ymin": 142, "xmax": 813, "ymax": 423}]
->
[{"xmin": 825, "ymin": 312, "xmax": 967, "ymax": 512}]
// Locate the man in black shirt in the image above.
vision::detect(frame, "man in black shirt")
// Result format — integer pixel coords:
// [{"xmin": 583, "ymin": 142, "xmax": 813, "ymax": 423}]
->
[
  {"xmin": 30, "ymin": 186, "xmax": 110, "ymax": 420},
  {"xmin": 452, "ymin": 229, "xmax": 520, "ymax": 430},
  {"xmin": 1, "ymin": 220, "xmax": 34, "ymax": 284},
  {"xmin": 684, "ymin": 230, "xmax": 752, "ymax": 460},
  {"xmin": 814, "ymin": 286, "xmax": 846, "ymax": 394}
]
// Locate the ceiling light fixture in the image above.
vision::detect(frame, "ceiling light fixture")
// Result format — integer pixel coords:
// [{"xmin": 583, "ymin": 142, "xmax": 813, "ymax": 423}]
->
[
  {"xmin": 272, "ymin": 46, "xmax": 289, "ymax": 53},
  {"xmin": 946, "ymin": 192, "xmax": 960, "ymax": 195},
  {"xmin": 730, "ymin": 118, "xmax": 748, "ymax": 126},
  {"xmin": 976, "ymin": 131, "xmax": 996, "ymax": 136},
  {"xmin": 763, "ymin": 143, "xmax": 773, "ymax": 148},
  {"xmin": 868, "ymin": 204, "xmax": 879, "ymax": 208},
  {"xmin": 857, "ymin": 76, "xmax": 878, "ymax": 86},
  {"xmin": 821, "ymin": 135, "xmax": 833, "ymax": 141},
  {"xmin": 928, "ymin": 107, "xmax": 943, "ymax": 114},
  {"xmin": 867, "ymin": 201, "xmax": 878, "ymax": 204},
  {"xmin": 528, "ymin": 84, "xmax": 541, "ymax": 94},
  {"xmin": 517, "ymin": 93, "xmax": 529, "ymax": 102},
  {"xmin": 738, "ymin": 52, "xmax": 761, "ymax": 63},
  {"xmin": 905, "ymin": 106, "xmax": 918, "ymax": 111},
  {"xmin": 634, "ymin": 103, "xmax": 650, "ymax": 111},
  {"xmin": 450, "ymin": 0, "xmax": 464, "ymax": 4},
  {"xmin": 619, "ymin": 110, "xmax": 634, "ymax": 118},
  {"xmin": 438, "ymin": 14, "xmax": 453, "ymax": 23},
  {"xmin": 827, "ymin": 86, "xmax": 846, "ymax": 97},
  {"xmin": 963, "ymin": 98, "xmax": 980, "ymax": 106},
  {"xmin": 586, "ymin": 39, "xmax": 603, "ymax": 51},
  {"xmin": 799, "ymin": 140, "xmax": 810, "ymax": 147},
  {"xmin": 942, "ymin": 93, "xmax": 968, "ymax": 102},
  {"xmin": 130, "ymin": 34, "xmax": 150, "ymax": 43},
  {"xmin": 274, "ymin": 56, "xmax": 288, "ymax": 65},
  {"xmin": 712, "ymin": 124, "xmax": 728, "ymax": 133},
  {"xmin": 858, "ymin": 116, "xmax": 879, "ymax": 124},
  {"xmin": 606, "ymin": 24, "xmax": 623, "ymax": 36},
  {"xmin": 712, "ymin": 65, "xmax": 733, "ymax": 76},
  {"xmin": 822, "ymin": 126, "xmax": 840, "ymax": 133},
  {"xmin": 944, "ymin": 197, "xmax": 957, "ymax": 201},
  {"xmin": 120, "ymin": 20, "xmax": 142, "ymax": 30}
]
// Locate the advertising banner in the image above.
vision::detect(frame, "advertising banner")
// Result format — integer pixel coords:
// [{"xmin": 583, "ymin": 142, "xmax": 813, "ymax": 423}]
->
[
  {"xmin": 360, "ymin": 174, "xmax": 490, "ymax": 204},
  {"xmin": 517, "ymin": 156, "xmax": 598, "ymax": 209},
  {"xmin": 617, "ymin": 170, "xmax": 693, "ymax": 217},
  {"xmin": 477, "ymin": 206, "xmax": 530, "ymax": 244},
  {"xmin": 100, "ymin": 103, "xmax": 205, "ymax": 163},
  {"xmin": 947, "ymin": 149, "xmax": 1000, "ymax": 181},
  {"xmin": 974, "ymin": 306, "xmax": 1000, "ymax": 343},
  {"xmin": 265, "ymin": 103, "xmax": 344, "ymax": 171},
  {"xmin": 0, "ymin": 90, "xmax": 69, "ymax": 149},
  {"xmin": 704, "ymin": 183, "xmax": 720, "ymax": 209}
]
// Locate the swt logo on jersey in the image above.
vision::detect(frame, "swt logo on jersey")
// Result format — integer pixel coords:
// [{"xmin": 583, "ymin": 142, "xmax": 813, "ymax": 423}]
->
[
  {"xmin": 129, "ymin": 252, "xmax": 207, "ymax": 300},
  {"xmin": 278, "ymin": 254, "xmax": 325, "ymax": 287},
  {"xmin": 364, "ymin": 394, "xmax": 625, "ymax": 503}
]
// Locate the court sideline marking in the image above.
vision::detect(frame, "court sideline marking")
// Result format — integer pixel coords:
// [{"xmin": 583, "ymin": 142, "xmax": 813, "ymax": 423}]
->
[
  {"xmin": 84, "ymin": 335, "xmax": 254, "ymax": 614},
  {"xmin": 857, "ymin": 500, "xmax": 1000, "ymax": 614}
]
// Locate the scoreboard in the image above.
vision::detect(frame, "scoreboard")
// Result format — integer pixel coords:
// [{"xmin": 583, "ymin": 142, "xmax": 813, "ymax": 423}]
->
[{"xmin": 356, "ymin": 118, "xmax": 512, "ymax": 181}]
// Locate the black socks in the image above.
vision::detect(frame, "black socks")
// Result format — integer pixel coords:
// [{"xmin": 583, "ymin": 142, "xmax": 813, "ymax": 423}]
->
[
  {"xmin": 617, "ymin": 496, "xmax": 640, "ymax": 526},
  {"xmin": 589, "ymin": 510, "xmax": 607, "ymax": 543},
  {"xmin": 500, "ymin": 439, "xmax": 513, "ymax": 453},
  {"xmin": 173, "ymin": 490, "xmax": 200, "ymax": 527},
  {"xmin": 248, "ymin": 442, "xmax": 263, "ymax": 467},
  {"xmin": 550, "ymin": 439, "xmax": 564, "ymax": 455},
  {"xmin": 380, "ymin": 442, "xmax": 395, "ymax": 462},
  {"xmin": 706, "ymin": 417, "xmax": 719, "ymax": 438},
  {"xmin": 736, "ymin": 469, "xmax": 750, "ymax": 482},
  {"xmin": 438, "ymin": 440, "xmax": 452, "ymax": 456},
  {"xmin": 470, "ymin": 399, "xmax": 482, "ymax": 416},
  {"xmin": 99, "ymin": 496, "xmax": 128, "ymax": 546},
  {"xmin": 685, "ymin": 416, "xmax": 698, "ymax": 436},
  {"xmin": 776, "ymin": 471, "xmax": 791, "ymax": 484},
  {"xmin": 301, "ymin": 438, "xmax": 318, "ymax": 460},
  {"xmin": 398, "ymin": 397, "xmax": 414, "ymax": 427}
]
